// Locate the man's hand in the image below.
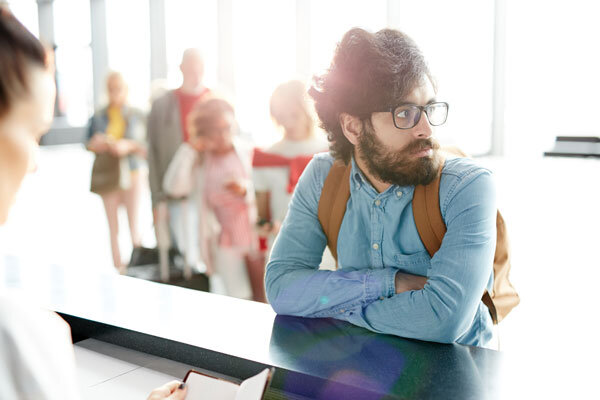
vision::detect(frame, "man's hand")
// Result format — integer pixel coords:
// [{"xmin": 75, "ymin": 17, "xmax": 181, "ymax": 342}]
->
[{"xmin": 395, "ymin": 271, "xmax": 428, "ymax": 294}]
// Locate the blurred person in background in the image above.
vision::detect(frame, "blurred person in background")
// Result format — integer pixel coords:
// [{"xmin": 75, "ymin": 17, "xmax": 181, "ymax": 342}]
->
[
  {"xmin": 163, "ymin": 98, "xmax": 256, "ymax": 300},
  {"xmin": 0, "ymin": 8, "xmax": 186, "ymax": 400},
  {"xmin": 87, "ymin": 71, "xmax": 147, "ymax": 273},
  {"xmin": 252, "ymin": 81, "xmax": 331, "ymax": 289},
  {"xmin": 147, "ymin": 49, "xmax": 211, "ymax": 276}
]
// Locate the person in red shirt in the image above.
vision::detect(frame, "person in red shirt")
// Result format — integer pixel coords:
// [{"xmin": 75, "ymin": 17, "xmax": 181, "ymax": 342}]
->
[{"xmin": 147, "ymin": 49, "xmax": 211, "ymax": 275}]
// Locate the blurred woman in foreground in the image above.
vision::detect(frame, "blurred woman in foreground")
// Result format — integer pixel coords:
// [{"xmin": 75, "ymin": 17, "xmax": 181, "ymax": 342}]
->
[{"xmin": 0, "ymin": 8, "xmax": 185, "ymax": 400}]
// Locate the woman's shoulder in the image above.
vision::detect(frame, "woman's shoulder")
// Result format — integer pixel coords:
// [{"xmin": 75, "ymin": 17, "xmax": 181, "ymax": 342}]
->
[
  {"xmin": 0, "ymin": 294, "xmax": 79, "ymax": 400},
  {"xmin": 0, "ymin": 294, "xmax": 71, "ymax": 338}
]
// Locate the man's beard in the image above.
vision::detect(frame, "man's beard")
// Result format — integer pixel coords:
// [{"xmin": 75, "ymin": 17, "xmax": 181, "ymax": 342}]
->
[{"xmin": 357, "ymin": 124, "xmax": 442, "ymax": 187}]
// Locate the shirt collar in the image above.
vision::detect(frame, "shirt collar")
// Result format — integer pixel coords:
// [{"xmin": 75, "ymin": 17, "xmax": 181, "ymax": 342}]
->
[{"xmin": 350, "ymin": 157, "xmax": 367, "ymax": 190}]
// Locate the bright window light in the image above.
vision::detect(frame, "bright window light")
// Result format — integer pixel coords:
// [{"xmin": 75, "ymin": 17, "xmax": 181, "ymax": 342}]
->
[
  {"xmin": 105, "ymin": 0, "xmax": 151, "ymax": 110},
  {"xmin": 232, "ymin": 0, "xmax": 296, "ymax": 147},
  {"xmin": 165, "ymin": 0, "xmax": 219, "ymax": 91},
  {"xmin": 53, "ymin": 0, "xmax": 94, "ymax": 126}
]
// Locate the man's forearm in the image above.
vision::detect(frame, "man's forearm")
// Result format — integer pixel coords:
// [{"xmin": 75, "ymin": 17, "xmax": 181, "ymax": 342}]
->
[
  {"xmin": 341, "ymin": 281, "xmax": 482, "ymax": 344},
  {"xmin": 265, "ymin": 262, "xmax": 398, "ymax": 318}
]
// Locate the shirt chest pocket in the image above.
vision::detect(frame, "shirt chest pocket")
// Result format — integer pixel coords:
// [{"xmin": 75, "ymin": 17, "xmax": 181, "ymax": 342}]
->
[{"xmin": 394, "ymin": 251, "xmax": 431, "ymax": 273}]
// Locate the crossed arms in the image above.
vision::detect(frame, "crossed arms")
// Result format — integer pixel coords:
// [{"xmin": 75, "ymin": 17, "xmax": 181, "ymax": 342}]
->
[{"xmin": 265, "ymin": 157, "xmax": 497, "ymax": 344}]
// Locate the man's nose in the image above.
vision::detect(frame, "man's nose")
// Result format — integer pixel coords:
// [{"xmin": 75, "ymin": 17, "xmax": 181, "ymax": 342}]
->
[{"xmin": 410, "ymin": 110, "xmax": 433, "ymax": 139}]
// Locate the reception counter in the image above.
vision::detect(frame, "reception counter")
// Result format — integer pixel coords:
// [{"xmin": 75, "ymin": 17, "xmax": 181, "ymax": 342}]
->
[{"xmin": 1, "ymin": 257, "xmax": 504, "ymax": 399}]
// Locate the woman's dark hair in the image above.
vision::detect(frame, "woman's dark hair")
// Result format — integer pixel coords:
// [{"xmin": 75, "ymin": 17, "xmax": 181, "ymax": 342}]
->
[
  {"xmin": 310, "ymin": 28, "xmax": 432, "ymax": 163},
  {"xmin": 189, "ymin": 97, "xmax": 235, "ymax": 138},
  {"xmin": 0, "ymin": 7, "xmax": 47, "ymax": 118}
]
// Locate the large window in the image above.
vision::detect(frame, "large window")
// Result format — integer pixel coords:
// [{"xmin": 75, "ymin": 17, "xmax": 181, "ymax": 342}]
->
[
  {"xmin": 11, "ymin": 0, "xmax": 501, "ymax": 153},
  {"xmin": 232, "ymin": 0, "xmax": 297, "ymax": 147},
  {"xmin": 164, "ymin": 0, "xmax": 219, "ymax": 91},
  {"xmin": 310, "ymin": 0, "xmax": 387, "ymax": 75},
  {"xmin": 396, "ymin": 0, "xmax": 495, "ymax": 155},
  {"xmin": 504, "ymin": 0, "xmax": 600, "ymax": 156},
  {"xmin": 53, "ymin": 0, "xmax": 94, "ymax": 126},
  {"xmin": 105, "ymin": 0, "xmax": 151, "ymax": 110},
  {"xmin": 6, "ymin": 0, "xmax": 38, "ymax": 37}
]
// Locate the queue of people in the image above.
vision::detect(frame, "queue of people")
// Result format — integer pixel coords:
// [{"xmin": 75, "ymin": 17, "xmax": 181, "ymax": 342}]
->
[{"xmin": 86, "ymin": 49, "xmax": 325, "ymax": 302}]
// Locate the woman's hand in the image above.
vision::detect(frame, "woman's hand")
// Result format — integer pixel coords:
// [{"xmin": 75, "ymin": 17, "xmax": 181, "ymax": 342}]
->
[
  {"xmin": 109, "ymin": 139, "xmax": 136, "ymax": 157},
  {"xmin": 189, "ymin": 135, "xmax": 206, "ymax": 153},
  {"xmin": 87, "ymin": 133, "xmax": 110, "ymax": 153},
  {"xmin": 147, "ymin": 381, "xmax": 187, "ymax": 400},
  {"xmin": 224, "ymin": 180, "xmax": 247, "ymax": 197},
  {"xmin": 256, "ymin": 219, "xmax": 281, "ymax": 237},
  {"xmin": 256, "ymin": 220, "xmax": 273, "ymax": 237}
]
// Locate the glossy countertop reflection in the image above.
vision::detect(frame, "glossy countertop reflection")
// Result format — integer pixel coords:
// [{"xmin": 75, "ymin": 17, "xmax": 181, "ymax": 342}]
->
[
  {"xmin": 1, "ymin": 256, "xmax": 505, "ymax": 399},
  {"xmin": 269, "ymin": 315, "xmax": 501, "ymax": 399}
]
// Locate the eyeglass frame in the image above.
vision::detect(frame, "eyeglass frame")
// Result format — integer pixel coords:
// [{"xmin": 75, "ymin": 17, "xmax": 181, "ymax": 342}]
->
[{"xmin": 378, "ymin": 101, "xmax": 449, "ymax": 130}]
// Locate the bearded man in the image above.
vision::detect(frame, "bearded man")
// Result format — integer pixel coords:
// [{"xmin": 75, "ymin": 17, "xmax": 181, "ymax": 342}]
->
[{"xmin": 264, "ymin": 28, "xmax": 498, "ymax": 348}]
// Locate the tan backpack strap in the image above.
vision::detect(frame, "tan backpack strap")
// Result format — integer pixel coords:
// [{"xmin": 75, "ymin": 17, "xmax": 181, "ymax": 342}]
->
[
  {"xmin": 482, "ymin": 291, "xmax": 498, "ymax": 324},
  {"xmin": 413, "ymin": 160, "xmax": 447, "ymax": 257},
  {"xmin": 414, "ymin": 157, "xmax": 504, "ymax": 324},
  {"xmin": 318, "ymin": 160, "xmax": 352, "ymax": 264}
]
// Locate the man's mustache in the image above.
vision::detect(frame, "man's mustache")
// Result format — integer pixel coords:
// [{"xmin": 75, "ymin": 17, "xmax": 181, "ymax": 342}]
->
[{"xmin": 403, "ymin": 138, "xmax": 440, "ymax": 154}]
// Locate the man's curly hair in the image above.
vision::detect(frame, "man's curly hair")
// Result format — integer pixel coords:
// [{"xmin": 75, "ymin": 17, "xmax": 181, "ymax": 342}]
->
[{"xmin": 309, "ymin": 28, "xmax": 432, "ymax": 163}]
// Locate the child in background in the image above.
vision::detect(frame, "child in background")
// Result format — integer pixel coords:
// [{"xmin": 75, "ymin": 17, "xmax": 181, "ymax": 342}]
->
[{"xmin": 163, "ymin": 98, "xmax": 255, "ymax": 300}]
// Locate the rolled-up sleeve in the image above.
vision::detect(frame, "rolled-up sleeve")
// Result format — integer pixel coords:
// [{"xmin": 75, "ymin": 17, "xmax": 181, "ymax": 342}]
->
[
  {"xmin": 265, "ymin": 156, "xmax": 398, "ymax": 318},
  {"xmin": 344, "ymin": 169, "xmax": 497, "ymax": 343}
]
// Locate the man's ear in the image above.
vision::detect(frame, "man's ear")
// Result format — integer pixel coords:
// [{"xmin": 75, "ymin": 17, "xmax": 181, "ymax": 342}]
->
[{"xmin": 339, "ymin": 113, "xmax": 363, "ymax": 145}]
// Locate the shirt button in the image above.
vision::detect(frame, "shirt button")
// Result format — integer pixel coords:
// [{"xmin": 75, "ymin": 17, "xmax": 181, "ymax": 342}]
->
[
  {"xmin": 372, "ymin": 243, "xmax": 379, "ymax": 250},
  {"xmin": 374, "ymin": 199, "xmax": 381, "ymax": 206},
  {"xmin": 379, "ymin": 296, "xmax": 385, "ymax": 300},
  {"xmin": 396, "ymin": 191, "xmax": 403, "ymax": 197}
]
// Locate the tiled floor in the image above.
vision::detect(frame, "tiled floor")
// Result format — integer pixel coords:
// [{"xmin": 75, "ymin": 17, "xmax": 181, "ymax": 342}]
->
[{"xmin": 2, "ymin": 145, "xmax": 599, "ymax": 393}]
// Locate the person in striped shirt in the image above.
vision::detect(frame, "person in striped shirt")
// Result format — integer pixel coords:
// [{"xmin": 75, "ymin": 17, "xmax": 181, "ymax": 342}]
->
[{"xmin": 163, "ymin": 98, "xmax": 257, "ymax": 300}]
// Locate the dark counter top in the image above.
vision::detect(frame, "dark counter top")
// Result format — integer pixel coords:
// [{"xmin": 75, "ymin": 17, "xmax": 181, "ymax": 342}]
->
[{"xmin": 2, "ymin": 258, "xmax": 504, "ymax": 399}]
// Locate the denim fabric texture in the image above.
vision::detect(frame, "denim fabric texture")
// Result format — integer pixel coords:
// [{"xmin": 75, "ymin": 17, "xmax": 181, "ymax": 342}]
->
[{"xmin": 265, "ymin": 152, "xmax": 496, "ymax": 347}]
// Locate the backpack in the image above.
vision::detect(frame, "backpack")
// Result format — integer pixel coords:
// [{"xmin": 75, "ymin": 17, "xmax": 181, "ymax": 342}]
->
[{"xmin": 317, "ymin": 152, "xmax": 519, "ymax": 324}]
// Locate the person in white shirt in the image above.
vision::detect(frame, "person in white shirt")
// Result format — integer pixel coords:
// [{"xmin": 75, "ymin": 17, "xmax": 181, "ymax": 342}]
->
[
  {"xmin": 252, "ymin": 81, "xmax": 334, "ymax": 272},
  {"xmin": 0, "ymin": 8, "xmax": 186, "ymax": 400}
]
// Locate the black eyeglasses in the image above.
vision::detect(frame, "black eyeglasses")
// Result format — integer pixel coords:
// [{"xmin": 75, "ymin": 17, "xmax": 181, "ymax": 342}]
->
[{"xmin": 386, "ymin": 102, "xmax": 449, "ymax": 130}]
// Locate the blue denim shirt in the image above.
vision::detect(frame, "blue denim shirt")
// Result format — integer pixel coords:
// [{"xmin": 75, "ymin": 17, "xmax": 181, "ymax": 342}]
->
[{"xmin": 265, "ymin": 153, "xmax": 496, "ymax": 347}]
